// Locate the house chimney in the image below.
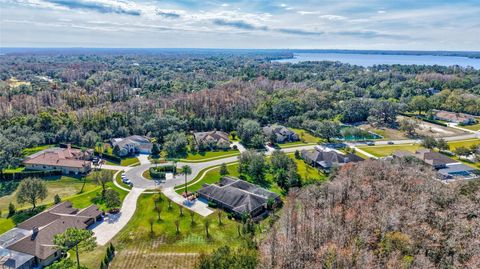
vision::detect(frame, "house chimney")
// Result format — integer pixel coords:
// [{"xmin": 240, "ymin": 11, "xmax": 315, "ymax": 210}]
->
[{"xmin": 31, "ymin": 227, "xmax": 39, "ymax": 240}]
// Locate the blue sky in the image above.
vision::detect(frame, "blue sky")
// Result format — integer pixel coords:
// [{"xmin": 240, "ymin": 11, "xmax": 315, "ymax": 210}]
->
[{"xmin": 1, "ymin": 0, "xmax": 479, "ymax": 50}]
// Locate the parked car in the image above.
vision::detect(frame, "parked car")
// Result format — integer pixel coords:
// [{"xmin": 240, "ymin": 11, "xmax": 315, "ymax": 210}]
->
[
  {"xmin": 366, "ymin": 141, "xmax": 375, "ymax": 146},
  {"xmin": 387, "ymin": 141, "xmax": 394, "ymax": 145}
]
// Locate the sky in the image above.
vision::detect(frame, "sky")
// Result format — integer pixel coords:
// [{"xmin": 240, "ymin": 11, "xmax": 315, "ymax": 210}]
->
[{"xmin": 0, "ymin": 0, "xmax": 479, "ymax": 50}]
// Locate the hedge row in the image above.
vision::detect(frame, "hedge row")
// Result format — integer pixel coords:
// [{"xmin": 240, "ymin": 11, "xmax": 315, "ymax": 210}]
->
[
  {"xmin": 94, "ymin": 151, "xmax": 122, "ymax": 163},
  {"xmin": 1, "ymin": 170, "xmax": 63, "ymax": 181},
  {"xmin": 152, "ymin": 165, "xmax": 176, "ymax": 173},
  {"xmin": 149, "ymin": 168, "xmax": 166, "ymax": 179}
]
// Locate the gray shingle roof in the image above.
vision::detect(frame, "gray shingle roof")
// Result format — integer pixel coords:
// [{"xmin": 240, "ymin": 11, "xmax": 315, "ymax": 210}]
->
[
  {"xmin": 197, "ymin": 177, "xmax": 279, "ymax": 216},
  {"xmin": 301, "ymin": 149, "xmax": 364, "ymax": 169}
]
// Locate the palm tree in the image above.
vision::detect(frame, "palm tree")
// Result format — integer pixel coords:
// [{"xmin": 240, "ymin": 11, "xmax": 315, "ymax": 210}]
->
[{"xmin": 180, "ymin": 165, "xmax": 192, "ymax": 195}]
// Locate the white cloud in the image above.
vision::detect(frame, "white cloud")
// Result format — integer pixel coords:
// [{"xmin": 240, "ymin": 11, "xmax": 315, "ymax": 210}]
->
[{"xmin": 318, "ymin": 15, "xmax": 347, "ymax": 21}]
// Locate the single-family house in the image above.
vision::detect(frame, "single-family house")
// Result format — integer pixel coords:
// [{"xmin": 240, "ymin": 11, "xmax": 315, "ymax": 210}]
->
[
  {"xmin": 193, "ymin": 131, "xmax": 230, "ymax": 150},
  {"xmin": 23, "ymin": 145, "xmax": 92, "ymax": 175},
  {"xmin": 110, "ymin": 135, "xmax": 153, "ymax": 156},
  {"xmin": 433, "ymin": 110, "xmax": 476, "ymax": 125},
  {"xmin": 197, "ymin": 176, "xmax": 281, "ymax": 219},
  {"xmin": 393, "ymin": 149, "xmax": 478, "ymax": 180},
  {"xmin": 301, "ymin": 147, "xmax": 364, "ymax": 171},
  {"xmin": 263, "ymin": 125, "xmax": 299, "ymax": 143},
  {"xmin": 0, "ymin": 202, "xmax": 102, "ymax": 268}
]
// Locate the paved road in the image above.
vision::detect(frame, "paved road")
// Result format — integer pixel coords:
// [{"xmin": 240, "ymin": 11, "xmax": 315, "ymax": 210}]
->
[
  {"xmin": 125, "ymin": 144, "xmax": 319, "ymax": 190},
  {"xmin": 92, "ymin": 187, "xmax": 144, "ymax": 245}
]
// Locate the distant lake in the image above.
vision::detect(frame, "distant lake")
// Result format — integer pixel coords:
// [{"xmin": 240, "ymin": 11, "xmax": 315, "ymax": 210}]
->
[{"xmin": 273, "ymin": 53, "xmax": 480, "ymax": 69}]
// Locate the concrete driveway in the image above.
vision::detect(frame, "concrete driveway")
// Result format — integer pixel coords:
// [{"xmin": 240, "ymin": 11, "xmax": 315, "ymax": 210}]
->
[{"xmin": 92, "ymin": 187, "xmax": 144, "ymax": 245}]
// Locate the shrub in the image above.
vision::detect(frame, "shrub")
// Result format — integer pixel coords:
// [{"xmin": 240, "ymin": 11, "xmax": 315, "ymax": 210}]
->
[{"xmin": 207, "ymin": 201, "xmax": 217, "ymax": 208}]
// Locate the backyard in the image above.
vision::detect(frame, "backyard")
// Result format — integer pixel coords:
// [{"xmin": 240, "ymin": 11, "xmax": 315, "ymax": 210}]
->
[
  {"xmin": 79, "ymin": 193, "xmax": 248, "ymax": 269},
  {"xmin": 0, "ymin": 170, "xmax": 127, "ymax": 233}
]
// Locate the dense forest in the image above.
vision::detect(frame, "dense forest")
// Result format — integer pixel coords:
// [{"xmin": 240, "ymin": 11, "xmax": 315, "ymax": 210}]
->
[
  {"xmin": 259, "ymin": 159, "xmax": 480, "ymax": 269},
  {"xmin": 1, "ymin": 50, "xmax": 480, "ymax": 170}
]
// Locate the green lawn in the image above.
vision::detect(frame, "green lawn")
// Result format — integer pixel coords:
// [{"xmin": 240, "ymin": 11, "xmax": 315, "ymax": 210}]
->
[
  {"xmin": 290, "ymin": 128, "xmax": 322, "ymax": 143},
  {"xmin": 80, "ymin": 193, "xmax": 246, "ymax": 269},
  {"xmin": 0, "ymin": 174, "xmax": 99, "ymax": 212},
  {"xmin": 0, "ymin": 218, "xmax": 15, "ymax": 234},
  {"xmin": 106, "ymin": 156, "xmax": 140, "ymax": 166},
  {"xmin": 175, "ymin": 163, "xmax": 240, "ymax": 194},
  {"xmin": 448, "ymin": 139, "xmax": 480, "ymax": 150},
  {"xmin": 175, "ymin": 156, "xmax": 326, "ymax": 195},
  {"xmin": 115, "ymin": 170, "xmax": 132, "ymax": 189},
  {"xmin": 182, "ymin": 149, "xmax": 240, "ymax": 161},
  {"xmin": 0, "ymin": 170, "xmax": 127, "ymax": 236},
  {"xmin": 292, "ymin": 155, "xmax": 327, "ymax": 184},
  {"xmin": 278, "ymin": 141, "xmax": 316, "ymax": 148},
  {"xmin": 21, "ymin": 144, "xmax": 54, "ymax": 156},
  {"xmin": 460, "ymin": 123, "xmax": 480, "ymax": 131},
  {"xmin": 357, "ymin": 144, "xmax": 422, "ymax": 157}
]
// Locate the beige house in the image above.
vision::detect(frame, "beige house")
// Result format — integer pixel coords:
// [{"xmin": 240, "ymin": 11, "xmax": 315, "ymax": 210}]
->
[{"xmin": 23, "ymin": 145, "xmax": 92, "ymax": 175}]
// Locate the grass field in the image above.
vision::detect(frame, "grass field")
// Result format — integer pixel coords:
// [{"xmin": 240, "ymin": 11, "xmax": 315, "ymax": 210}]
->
[
  {"xmin": 21, "ymin": 144, "xmax": 54, "ymax": 156},
  {"xmin": 183, "ymin": 149, "xmax": 240, "ymax": 161},
  {"xmin": 290, "ymin": 128, "xmax": 322, "ymax": 143},
  {"xmin": 448, "ymin": 139, "xmax": 480, "ymax": 150},
  {"xmin": 357, "ymin": 144, "xmax": 422, "ymax": 157},
  {"xmin": 0, "ymin": 174, "xmax": 99, "ymax": 212},
  {"xmin": 80, "ymin": 193, "xmax": 246, "ymax": 269},
  {"xmin": 461, "ymin": 123, "xmax": 480, "ymax": 131}
]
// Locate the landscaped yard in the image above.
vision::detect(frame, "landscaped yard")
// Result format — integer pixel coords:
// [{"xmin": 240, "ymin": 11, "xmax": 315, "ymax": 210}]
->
[
  {"xmin": 357, "ymin": 144, "xmax": 422, "ymax": 157},
  {"xmin": 175, "ymin": 156, "xmax": 326, "ymax": 195},
  {"xmin": 0, "ymin": 170, "xmax": 126, "ymax": 215},
  {"xmin": 459, "ymin": 123, "xmax": 480, "ymax": 131},
  {"xmin": 106, "ymin": 156, "xmax": 140, "ymax": 166},
  {"xmin": 21, "ymin": 144, "xmax": 54, "ymax": 156},
  {"xmin": 290, "ymin": 128, "xmax": 322, "ymax": 143},
  {"xmin": 182, "ymin": 149, "xmax": 240, "ymax": 161},
  {"xmin": 0, "ymin": 174, "xmax": 98, "ymax": 212},
  {"xmin": 0, "ymin": 170, "xmax": 127, "ymax": 238},
  {"xmin": 79, "ymin": 193, "xmax": 247, "ymax": 269}
]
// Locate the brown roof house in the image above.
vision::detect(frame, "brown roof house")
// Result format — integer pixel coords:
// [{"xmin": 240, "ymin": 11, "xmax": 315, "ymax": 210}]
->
[
  {"xmin": 193, "ymin": 131, "xmax": 230, "ymax": 151},
  {"xmin": 0, "ymin": 202, "xmax": 102, "ymax": 268},
  {"xmin": 301, "ymin": 147, "xmax": 364, "ymax": 172},
  {"xmin": 433, "ymin": 110, "xmax": 476, "ymax": 125},
  {"xmin": 197, "ymin": 176, "xmax": 281, "ymax": 219},
  {"xmin": 23, "ymin": 145, "xmax": 92, "ymax": 175}
]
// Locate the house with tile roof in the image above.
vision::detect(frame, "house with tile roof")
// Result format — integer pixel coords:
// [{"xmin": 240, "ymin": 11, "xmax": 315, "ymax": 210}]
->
[
  {"xmin": 0, "ymin": 202, "xmax": 102, "ymax": 269},
  {"xmin": 110, "ymin": 135, "xmax": 153, "ymax": 156},
  {"xmin": 197, "ymin": 176, "xmax": 281, "ymax": 219},
  {"xmin": 22, "ymin": 145, "xmax": 92, "ymax": 175}
]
